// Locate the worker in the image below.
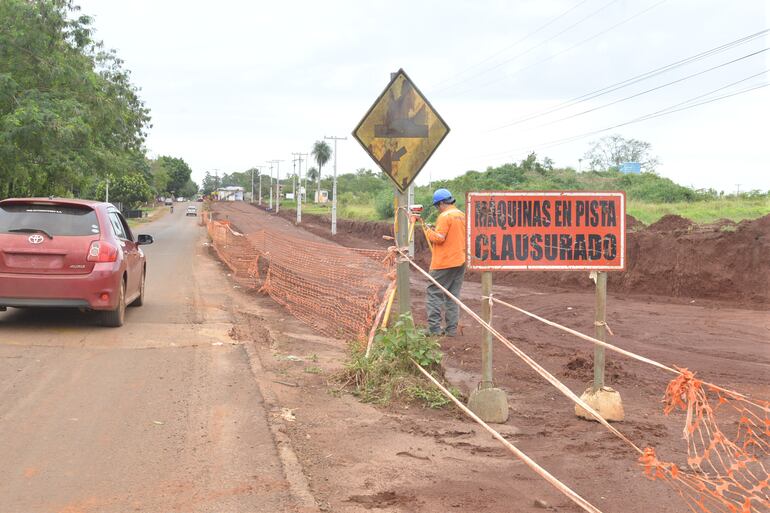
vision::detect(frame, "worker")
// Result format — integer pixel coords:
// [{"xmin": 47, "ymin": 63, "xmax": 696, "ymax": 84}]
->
[{"xmin": 420, "ymin": 188, "xmax": 467, "ymax": 336}]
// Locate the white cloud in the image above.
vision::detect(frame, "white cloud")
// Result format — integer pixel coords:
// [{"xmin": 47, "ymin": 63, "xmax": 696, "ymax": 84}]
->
[{"xmin": 78, "ymin": 0, "xmax": 769, "ymax": 192}]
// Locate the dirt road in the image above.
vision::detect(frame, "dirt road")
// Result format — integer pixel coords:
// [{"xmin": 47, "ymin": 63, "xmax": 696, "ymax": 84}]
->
[{"xmin": 0, "ymin": 205, "xmax": 305, "ymax": 513}]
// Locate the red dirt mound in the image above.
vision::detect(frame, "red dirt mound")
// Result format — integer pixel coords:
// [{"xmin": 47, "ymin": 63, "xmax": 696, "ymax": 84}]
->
[
  {"xmin": 625, "ymin": 214, "xmax": 644, "ymax": 231},
  {"xmin": 648, "ymin": 214, "xmax": 693, "ymax": 232},
  {"xmin": 257, "ymin": 205, "xmax": 770, "ymax": 304}
]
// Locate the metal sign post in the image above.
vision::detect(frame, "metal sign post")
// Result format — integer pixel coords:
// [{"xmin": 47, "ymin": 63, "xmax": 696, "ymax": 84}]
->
[
  {"xmin": 408, "ymin": 184, "xmax": 415, "ymax": 257},
  {"xmin": 594, "ymin": 271, "xmax": 608, "ymax": 391},
  {"xmin": 395, "ymin": 186, "xmax": 410, "ymax": 315},
  {"xmin": 352, "ymin": 69, "xmax": 450, "ymax": 319},
  {"xmin": 325, "ymin": 135, "xmax": 347, "ymax": 236},
  {"xmin": 480, "ymin": 271, "xmax": 494, "ymax": 389}
]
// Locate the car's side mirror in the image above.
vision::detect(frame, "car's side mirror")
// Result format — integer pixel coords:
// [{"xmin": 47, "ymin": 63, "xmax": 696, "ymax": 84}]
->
[{"xmin": 137, "ymin": 234, "xmax": 154, "ymax": 245}]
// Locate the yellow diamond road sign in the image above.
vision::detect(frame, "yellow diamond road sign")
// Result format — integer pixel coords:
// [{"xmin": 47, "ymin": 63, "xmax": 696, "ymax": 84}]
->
[{"xmin": 353, "ymin": 69, "xmax": 450, "ymax": 192}]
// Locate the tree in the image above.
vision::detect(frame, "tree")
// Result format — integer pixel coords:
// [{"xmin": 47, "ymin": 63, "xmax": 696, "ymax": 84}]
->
[
  {"xmin": 201, "ymin": 171, "xmax": 219, "ymax": 195},
  {"xmin": 311, "ymin": 141, "xmax": 331, "ymax": 202},
  {"xmin": 306, "ymin": 166, "xmax": 319, "ymax": 199},
  {"xmin": 154, "ymin": 156, "xmax": 194, "ymax": 194},
  {"xmin": 96, "ymin": 173, "xmax": 153, "ymax": 209},
  {"xmin": 0, "ymin": 0, "xmax": 151, "ymax": 199},
  {"xmin": 584, "ymin": 134, "xmax": 659, "ymax": 172}
]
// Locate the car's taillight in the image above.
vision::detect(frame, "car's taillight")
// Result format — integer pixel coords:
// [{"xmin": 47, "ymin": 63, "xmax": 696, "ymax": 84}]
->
[{"xmin": 87, "ymin": 240, "xmax": 118, "ymax": 262}]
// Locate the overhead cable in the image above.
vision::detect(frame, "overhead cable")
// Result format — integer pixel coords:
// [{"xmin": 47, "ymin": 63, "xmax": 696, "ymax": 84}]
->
[{"xmin": 489, "ymin": 28, "xmax": 770, "ymax": 130}]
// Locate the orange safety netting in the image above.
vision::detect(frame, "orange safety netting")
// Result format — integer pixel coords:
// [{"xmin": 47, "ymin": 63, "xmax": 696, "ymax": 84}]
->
[
  {"xmin": 640, "ymin": 368, "xmax": 769, "ymax": 513},
  {"xmin": 202, "ymin": 211, "xmax": 392, "ymax": 341}
]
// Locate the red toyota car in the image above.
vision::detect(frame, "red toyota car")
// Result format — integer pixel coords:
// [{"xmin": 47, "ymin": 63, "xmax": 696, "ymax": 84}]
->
[{"xmin": 0, "ymin": 198, "xmax": 154, "ymax": 327}]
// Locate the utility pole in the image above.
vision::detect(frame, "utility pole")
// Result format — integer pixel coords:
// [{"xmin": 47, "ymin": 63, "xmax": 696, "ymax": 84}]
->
[
  {"xmin": 268, "ymin": 163, "xmax": 274, "ymax": 210},
  {"xmin": 735, "ymin": 184, "xmax": 741, "ymax": 196},
  {"xmin": 253, "ymin": 165, "xmax": 266, "ymax": 205},
  {"xmin": 105, "ymin": 177, "xmax": 109, "ymax": 203},
  {"xmin": 292, "ymin": 152, "xmax": 307, "ymax": 224},
  {"xmin": 269, "ymin": 160, "xmax": 284, "ymax": 213},
  {"xmin": 324, "ymin": 135, "xmax": 347, "ymax": 235}
]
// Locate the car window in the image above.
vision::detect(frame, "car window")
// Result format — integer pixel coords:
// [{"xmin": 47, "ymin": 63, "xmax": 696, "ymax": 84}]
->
[
  {"xmin": 108, "ymin": 212, "xmax": 129, "ymax": 240},
  {"xmin": 0, "ymin": 203, "xmax": 100, "ymax": 236},
  {"xmin": 116, "ymin": 212, "xmax": 134, "ymax": 241}
]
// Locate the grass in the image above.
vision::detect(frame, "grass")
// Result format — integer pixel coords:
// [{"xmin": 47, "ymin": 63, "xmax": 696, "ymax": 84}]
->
[
  {"xmin": 275, "ymin": 200, "xmax": 378, "ymax": 221},
  {"xmin": 273, "ymin": 196, "xmax": 769, "ymax": 226},
  {"xmin": 337, "ymin": 314, "xmax": 459, "ymax": 409},
  {"xmin": 627, "ymin": 197, "xmax": 770, "ymax": 225},
  {"xmin": 127, "ymin": 206, "xmax": 167, "ymax": 227}
]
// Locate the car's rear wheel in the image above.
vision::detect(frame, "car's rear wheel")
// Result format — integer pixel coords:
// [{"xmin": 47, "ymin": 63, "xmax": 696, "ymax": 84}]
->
[
  {"xmin": 131, "ymin": 268, "xmax": 146, "ymax": 307},
  {"xmin": 101, "ymin": 280, "xmax": 126, "ymax": 327}
]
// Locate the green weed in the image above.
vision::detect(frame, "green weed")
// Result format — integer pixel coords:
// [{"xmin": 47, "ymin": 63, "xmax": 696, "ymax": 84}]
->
[{"xmin": 337, "ymin": 313, "xmax": 456, "ymax": 409}]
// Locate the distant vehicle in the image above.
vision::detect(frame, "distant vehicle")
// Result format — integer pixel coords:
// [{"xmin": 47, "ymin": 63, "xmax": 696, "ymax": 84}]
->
[
  {"xmin": 164, "ymin": 198, "xmax": 173, "ymax": 206},
  {"xmin": 186, "ymin": 206, "xmax": 197, "ymax": 217},
  {"xmin": 0, "ymin": 198, "xmax": 154, "ymax": 327},
  {"xmin": 176, "ymin": 197, "xmax": 185, "ymax": 202},
  {"xmin": 196, "ymin": 197, "xmax": 204, "ymax": 202}
]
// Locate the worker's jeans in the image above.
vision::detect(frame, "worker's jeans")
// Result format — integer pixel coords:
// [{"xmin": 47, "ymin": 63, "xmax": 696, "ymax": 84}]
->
[{"xmin": 426, "ymin": 265, "xmax": 466, "ymax": 335}]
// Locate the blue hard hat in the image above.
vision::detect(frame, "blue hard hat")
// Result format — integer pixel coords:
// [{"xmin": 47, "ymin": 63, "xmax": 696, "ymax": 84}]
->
[{"xmin": 432, "ymin": 188, "xmax": 453, "ymax": 206}]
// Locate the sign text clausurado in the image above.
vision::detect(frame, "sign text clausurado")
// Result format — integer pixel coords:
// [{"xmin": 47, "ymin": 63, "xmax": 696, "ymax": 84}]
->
[{"xmin": 466, "ymin": 191, "xmax": 626, "ymax": 271}]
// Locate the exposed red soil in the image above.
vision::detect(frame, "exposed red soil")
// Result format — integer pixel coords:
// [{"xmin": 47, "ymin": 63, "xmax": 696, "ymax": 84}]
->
[
  {"xmin": 213, "ymin": 202, "xmax": 770, "ymax": 513},
  {"xmin": 267, "ymin": 205, "xmax": 770, "ymax": 305},
  {"xmin": 647, "ymin": 214, "xmax": 694, "ymax": 232}
]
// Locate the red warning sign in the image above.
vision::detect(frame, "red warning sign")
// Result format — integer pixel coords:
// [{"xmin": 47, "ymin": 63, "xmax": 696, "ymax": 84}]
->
[{"xmin": 466, "ymin": 191, "xmax": 626, "ymax": 271}]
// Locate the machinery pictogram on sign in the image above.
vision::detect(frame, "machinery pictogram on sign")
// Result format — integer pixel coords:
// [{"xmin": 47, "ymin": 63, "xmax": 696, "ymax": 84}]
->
[{"xmin": 353, "ymin": 69, "xmax": 450, "ymax": 192}]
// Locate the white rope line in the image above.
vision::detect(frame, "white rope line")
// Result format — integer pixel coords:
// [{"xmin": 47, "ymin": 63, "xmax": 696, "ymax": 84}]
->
[
  {"xmin": 488, "ymin": 296, "xmax": 678, "ymax": 374},
  {"xmin": 488, "ymin": 297, "xmax": 770, "ymax": 413},
  {"xmin": 395, "ymin": 247, "xmax": 643, "ymax": 454},
  {"xmin": 412, "ymin": 360, "xmax": 605, "ymax": 513}
]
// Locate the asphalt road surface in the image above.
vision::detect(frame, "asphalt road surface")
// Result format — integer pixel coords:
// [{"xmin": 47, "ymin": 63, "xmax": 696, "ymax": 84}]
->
[{"xmin": 0, "ymin": 205, "xmax": 296, "ymax": 513}]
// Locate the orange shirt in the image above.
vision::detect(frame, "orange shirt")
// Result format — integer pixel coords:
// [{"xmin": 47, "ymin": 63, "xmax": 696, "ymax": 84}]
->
[{"xmin": 425, "ymin": 206, "xmax": 467, "ymax": 270}]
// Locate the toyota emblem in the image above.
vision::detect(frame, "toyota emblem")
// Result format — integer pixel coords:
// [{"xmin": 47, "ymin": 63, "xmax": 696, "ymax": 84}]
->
[{"xmin": 28, "ymin": 234, "xmax": 44, "ymax": 244}]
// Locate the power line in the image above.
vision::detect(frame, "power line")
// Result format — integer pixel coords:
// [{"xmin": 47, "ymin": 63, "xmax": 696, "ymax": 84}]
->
[
  {"xmin": 432, "ymin": 0, "xmax": 612, "ymax": 93},
  {"xmin": 529, "ymin": 48, "xmax": 768, "ymax": 129},
  {"xmin": 506, "ymin": 72, "xmax": 769, "ymax": 154},
  {"xmin": 490, "ymin": 28, "xmax": 770, "ymax": 130},
  {"xmin": 448, "ymin": 0, "xmax": 669, "ymax": 97},
  {"xmin": 430, "ymin": 0, "xmax": 593, "ymax": 91}
]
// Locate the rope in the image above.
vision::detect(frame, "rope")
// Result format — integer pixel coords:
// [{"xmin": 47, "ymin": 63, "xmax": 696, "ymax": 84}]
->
[
  {"xmin": 411, "ymin": 359, "xmax": 605, "ymax": 513},
  {"xmin": 392, "ymin": 246, "xmax": 644, "ymax": 454},
  {"xmin": 488, "ymin": 297, "xmax": 770, "ymax": 413}
]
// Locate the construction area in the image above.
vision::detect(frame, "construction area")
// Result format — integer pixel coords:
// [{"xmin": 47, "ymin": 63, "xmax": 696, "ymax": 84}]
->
[{"xmin": 204, "ymin": 200, "xmax": 770, "ymax": 513}]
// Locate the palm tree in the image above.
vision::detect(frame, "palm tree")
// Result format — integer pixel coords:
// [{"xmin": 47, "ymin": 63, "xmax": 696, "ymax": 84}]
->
[{"xmin": 311, "ymin": 140, "xmax": 332, "ymax": 202}]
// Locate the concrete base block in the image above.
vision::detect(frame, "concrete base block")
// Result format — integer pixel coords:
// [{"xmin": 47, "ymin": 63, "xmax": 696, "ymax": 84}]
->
[
  {"xmin": 575, "ymin": 386, "xmax": 624, "ymax": 422},
  {"xmin": 468, "ymin": 387, "xmax": 510, "ymax": 424}
]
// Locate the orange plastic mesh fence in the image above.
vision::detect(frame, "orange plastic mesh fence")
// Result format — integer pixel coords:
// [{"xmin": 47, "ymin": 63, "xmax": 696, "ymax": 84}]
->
[
  {"xmin": 202, "ymin": 211, "xmax": 392, "ymax": 340},
  {"xmin": 640, "ymin": 369, "xmax": 769, "ymax": 513}
]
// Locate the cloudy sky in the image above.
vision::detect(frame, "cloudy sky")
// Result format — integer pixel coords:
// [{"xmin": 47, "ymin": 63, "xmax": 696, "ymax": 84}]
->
[{"xmin": 78, "ymin": 0, "xmax": 769, "ymax": 193}]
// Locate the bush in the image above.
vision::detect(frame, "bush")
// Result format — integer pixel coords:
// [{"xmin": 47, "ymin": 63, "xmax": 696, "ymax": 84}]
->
[
  {"xmin": 375, "ymin": 189, "xmax": 395, "ymax": 219},
  {"xmin": 338, "ymin": 314, "xmax": 457, "ymax": 408}
]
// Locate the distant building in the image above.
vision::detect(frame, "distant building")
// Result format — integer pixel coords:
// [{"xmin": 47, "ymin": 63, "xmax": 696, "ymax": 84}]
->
[{"xmin": 215, "ymin": 186, "xmax": 244, "ymax": 201}]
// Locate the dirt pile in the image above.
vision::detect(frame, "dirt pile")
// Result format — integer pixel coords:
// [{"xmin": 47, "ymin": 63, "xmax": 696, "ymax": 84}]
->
[
  {"xmin": 259, "ymin": 205, "xmax": 770, "ymax": 304},
  {"xmin": 648, "ymin": 214, "xmax": 694, "ymax": 232}
]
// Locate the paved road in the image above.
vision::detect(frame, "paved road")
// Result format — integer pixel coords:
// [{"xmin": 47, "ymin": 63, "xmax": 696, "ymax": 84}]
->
[{"xmin": 0, "ymin": 205, "xmax": 296, "ymax": 513}]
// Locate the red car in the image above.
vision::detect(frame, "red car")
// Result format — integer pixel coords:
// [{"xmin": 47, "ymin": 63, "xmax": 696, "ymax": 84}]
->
[{"xmin": 0, "ymin": 198, "xmax": 154, "ymax": 327}]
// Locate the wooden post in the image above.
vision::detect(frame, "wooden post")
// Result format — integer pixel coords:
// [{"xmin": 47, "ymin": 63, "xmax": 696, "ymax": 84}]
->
[
  {"xmin": 469, "ymin": 270, "xmax": 509, "ymax": 423},
  {"xmin": 396, "ymin": 186, "xmax": 411, "ymax": 316},
  {"xmin": 593, "ymin": 271, "xmax": 607, "ymax": 391},
  {"xmin": 481, "ymin": 271, "xmax": 494, "ymax": 389}
]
